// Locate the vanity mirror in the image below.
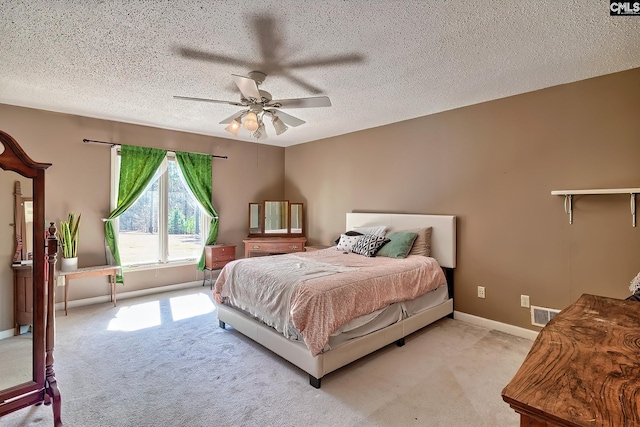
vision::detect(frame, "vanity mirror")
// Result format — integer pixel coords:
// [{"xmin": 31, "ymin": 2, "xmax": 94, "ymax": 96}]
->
[
  {"xmin": 247, "ymin": 200, "xmax": 304, "ymax": 237},
  {"xmin": 0, "ymin": 130, "xmax": 62, "ymax": 426}
]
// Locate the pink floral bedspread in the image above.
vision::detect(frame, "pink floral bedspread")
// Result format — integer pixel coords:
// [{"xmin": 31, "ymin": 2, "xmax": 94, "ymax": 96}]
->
[{"xmin": 214, "ymin": 249, "xmax": 446, "ymax": 356}]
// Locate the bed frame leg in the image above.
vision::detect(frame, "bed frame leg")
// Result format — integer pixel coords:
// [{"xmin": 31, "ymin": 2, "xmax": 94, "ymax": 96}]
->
[
  {"xmin": 309, "ymin": 375, "xmax": 321, "ymax": 389},
  {"xmin": 219, "ymin": 320, "xmax": 226, "ymax": 329},
  {"xmin": 396, "ymin": 337, "xmax": 405, "ymax": 347}
]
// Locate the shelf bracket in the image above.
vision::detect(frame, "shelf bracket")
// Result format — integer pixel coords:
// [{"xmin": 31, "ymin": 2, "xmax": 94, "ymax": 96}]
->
[
  {"xmin": 552, "ymin": 188, "xmax": 640, "ymax": 227},
  {"xmin": 563, "ymin": 195, "xmax": 573, "ymax": 224}
]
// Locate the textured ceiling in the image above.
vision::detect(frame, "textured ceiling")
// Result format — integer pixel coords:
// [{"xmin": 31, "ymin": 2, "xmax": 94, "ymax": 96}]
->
[{"xmin": 1, "ymin": 1, "xmax": 639, "ymax": 147}]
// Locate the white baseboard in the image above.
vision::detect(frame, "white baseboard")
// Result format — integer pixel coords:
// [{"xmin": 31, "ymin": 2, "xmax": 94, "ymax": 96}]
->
[
  {"xmin": 0, "ymin": 329, "xmax": 14, "ymax": 340},
  {"xmin": 454, "ymin": 310, "xmax": 539, "ymax": 341},
  {"xmin": 54, "ymin": 280, "xmax": 205, "ymax": 312}
]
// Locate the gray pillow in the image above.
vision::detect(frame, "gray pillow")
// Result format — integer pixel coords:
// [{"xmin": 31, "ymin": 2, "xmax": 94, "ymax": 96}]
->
[{"xmin": 407, "ymin": 227, "xmax": 432, "ymax": 257}]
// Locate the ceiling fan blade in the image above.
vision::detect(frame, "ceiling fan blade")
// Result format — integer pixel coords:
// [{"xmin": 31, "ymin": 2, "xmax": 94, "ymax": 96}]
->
[
  {"xmin": 287, "ymin": 53, "xmax": 365, "ymax": 69},
  {"xmin": 267, "ymin": 110, "xmax": 306, "ymax": 127},
  {"xmin": 279, "ymin": 71, "xmax": 323, "ymax": 94},
  {"xmin": 251, "ymin": 15, "xmax": 280, "ymax": 66},
  {"xmin": 219, "ymin": 111, "xmax": 246, "ymax": 124},
  {"xmin": 232, "ymin": 74, "xmax": 261, "ymax": 100},
  {"xmin": 269, "ymin": 96, "xmax": 331, "ymax": 109},
  {"xmin": 173, "ymin": 95, "xmax": 244, "ymax": 107},
  {"xmin": 175, "ymin": 46, "xmax": 255, "ymax": 68}
]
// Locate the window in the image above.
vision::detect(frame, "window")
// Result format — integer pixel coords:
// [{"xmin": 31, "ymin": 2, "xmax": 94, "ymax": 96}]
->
[{"xmin": 113, "ymin": 151, "xmax": 208, "ymax": 267}]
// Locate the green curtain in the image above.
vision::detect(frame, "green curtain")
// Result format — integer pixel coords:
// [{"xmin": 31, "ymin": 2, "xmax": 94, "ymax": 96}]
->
[
  {"xmin": 105, "ymin": 145, "xmax": 167, "ymax": 283},
  {"xmin": 175, "ymin": 151, "xmax": 218, "ymax": 270}
]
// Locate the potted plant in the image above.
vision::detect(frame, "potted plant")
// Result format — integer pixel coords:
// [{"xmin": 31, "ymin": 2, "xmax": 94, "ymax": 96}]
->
[{"xmin": 59, "ymin": 212, "xmax": 81, "ymax": 271}]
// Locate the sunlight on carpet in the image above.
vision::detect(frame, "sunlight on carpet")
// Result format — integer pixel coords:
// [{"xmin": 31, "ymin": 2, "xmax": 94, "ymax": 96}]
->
[
  {"xmin": 169, "ymin": 292, "xmax": 215, "ymax": 321},
  {"xmin": 107, "ymin": 301, "xmax": 161, "ymax": 331},
  {"xmin": 107, "ymin": 293, "xmax": 215, "ymax": 331}
]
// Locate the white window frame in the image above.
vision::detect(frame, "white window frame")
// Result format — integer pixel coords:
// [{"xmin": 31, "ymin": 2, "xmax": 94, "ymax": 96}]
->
[{"xmin": 110, "ymin": 146, "xmax": 209, "ymax": 269}]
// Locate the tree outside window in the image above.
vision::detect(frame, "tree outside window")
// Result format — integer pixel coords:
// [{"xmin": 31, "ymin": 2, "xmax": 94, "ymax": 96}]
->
[{"xmin": 116, "ymin": 155, "xmax": 207, "ymax": 266}]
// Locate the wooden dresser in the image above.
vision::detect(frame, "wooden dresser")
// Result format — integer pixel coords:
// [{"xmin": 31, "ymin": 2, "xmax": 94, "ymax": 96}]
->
[
  {"xmin": 12, "ymin": 264, "xmax": 33, "ymax": 335},
  {"xmin": 502, "ymin": 294, "xmax": 640, "ymax": 427},
  {"xmin": 243, "ymin": 237, "xmax": 307, "ymax": 258},
  {"xmin": 203, "ymin": 244, "xmax": 236, "ymax": 288}
]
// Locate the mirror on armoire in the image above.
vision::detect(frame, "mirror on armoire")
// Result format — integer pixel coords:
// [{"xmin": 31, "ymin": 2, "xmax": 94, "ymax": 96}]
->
[
  {"xmin": 0, "ymin": 130, "xmax": 62, "ymax": 426},
  {"xmin": 0, "ymin": 176, "xmax": 33, "ymax": 391}
]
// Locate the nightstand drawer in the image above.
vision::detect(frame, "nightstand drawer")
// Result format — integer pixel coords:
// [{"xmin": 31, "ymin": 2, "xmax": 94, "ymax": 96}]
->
[
  {"xmin": 209, "ymin": 260, "xmax": 233, "ymax": 270},
  {"xmin": 207, "ymin": 253, "xmax": 235, "ymax": 263}
]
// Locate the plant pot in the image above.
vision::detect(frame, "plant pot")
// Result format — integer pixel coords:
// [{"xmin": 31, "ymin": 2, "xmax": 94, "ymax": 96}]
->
[{"xmin": 61, "ymin": 257, "xmax": 78, "ymax": 272}]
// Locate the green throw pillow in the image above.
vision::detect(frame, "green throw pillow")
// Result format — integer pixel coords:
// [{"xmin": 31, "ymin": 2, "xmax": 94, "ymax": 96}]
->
[{"xmin": 376, "ymin": 231, "xmax": 418, "ymax": 259}]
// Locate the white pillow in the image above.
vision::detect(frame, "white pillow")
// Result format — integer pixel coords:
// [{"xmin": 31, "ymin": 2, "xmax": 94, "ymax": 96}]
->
[
  {"xmin": 351, "ymin": 225, "xmax": 388, "ymax": 237},
  {"xmin": 336, "ymin": 234, "xmax": 363, "ymax": 252}
]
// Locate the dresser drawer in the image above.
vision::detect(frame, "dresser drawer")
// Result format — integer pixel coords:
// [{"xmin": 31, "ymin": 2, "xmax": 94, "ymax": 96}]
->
[
  {"xmin": 247, "ymin": 242, "xmax": 304, "ymax": 252},
  {"xmin": 243, "ymin": 237, "xmax": 307, "ymax": 257}
]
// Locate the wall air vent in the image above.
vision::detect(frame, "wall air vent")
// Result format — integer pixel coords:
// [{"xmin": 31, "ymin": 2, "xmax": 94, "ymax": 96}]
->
[{"xmin": 531, "ymin": 305, "xmax": 561, "ymax": 327}]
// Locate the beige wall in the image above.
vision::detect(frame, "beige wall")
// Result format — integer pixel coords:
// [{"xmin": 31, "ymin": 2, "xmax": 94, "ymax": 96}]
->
[
  {"xmin": 0, "ymin": 104, "xmax": 284, "ymax": 331},
  {"xmin": 2, "ymin": 67, "xmax": 638, "ymax": 334},
  {"xmin": 284, "ymin": 68, "xmax": 640, "ymax": 331}
]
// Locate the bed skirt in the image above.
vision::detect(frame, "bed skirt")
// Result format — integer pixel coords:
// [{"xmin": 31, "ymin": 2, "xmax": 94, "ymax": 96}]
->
[{"xmin": 217, "ymin": 297, "xmax": 453, "ymax": 388}]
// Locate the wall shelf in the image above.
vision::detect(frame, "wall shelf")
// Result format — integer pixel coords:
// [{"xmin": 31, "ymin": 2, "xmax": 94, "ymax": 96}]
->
[{"xmin": 551, "ymin": 188, "xmax": 640, "ymax": 227}]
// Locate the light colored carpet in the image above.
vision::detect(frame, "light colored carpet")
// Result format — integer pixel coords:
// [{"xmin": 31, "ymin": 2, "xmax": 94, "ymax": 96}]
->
[
  {"xmin": 0, "ymin": 333, "xmax": 32, "ymax": 390},
  {"xmin": 1, "ymin": 286, "xmax": 533, "ymax": 427}
]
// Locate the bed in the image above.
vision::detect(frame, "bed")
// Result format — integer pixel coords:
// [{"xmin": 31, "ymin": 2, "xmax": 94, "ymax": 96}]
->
[{"xmin": 214, "ymin": 213, "xmax": 456, "ymax": 388}]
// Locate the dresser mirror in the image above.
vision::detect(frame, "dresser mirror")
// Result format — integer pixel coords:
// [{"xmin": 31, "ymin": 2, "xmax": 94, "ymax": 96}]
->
[
  {"xmin": 290, "ymin": 203, "xmax": 303, "ymax": 234},
  {"xmin": 249, "ymin": 203, "xmax": 262, "ymax": 234},
  {"xmin": 248, "ymin": 200, "xmax": 304, "ymax": 237},
  {"xmin": 265, "ymin": 200, "xmax": 288, "ymax": 234},
  {"xmin": 0, "ymin": 130, "xmax": 62, "ymax": 425}
]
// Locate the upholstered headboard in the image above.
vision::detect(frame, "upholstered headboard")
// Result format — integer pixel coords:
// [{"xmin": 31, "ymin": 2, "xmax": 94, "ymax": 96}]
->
[{"xmin": 345, "ymin": 213, "xmax": 457, "ymax": 268}]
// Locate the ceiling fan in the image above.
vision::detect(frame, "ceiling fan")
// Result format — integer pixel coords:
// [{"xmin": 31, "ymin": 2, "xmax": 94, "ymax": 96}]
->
[{"xmin": 173, "ymin": 71, "xmax": 331, "ymax": 139}]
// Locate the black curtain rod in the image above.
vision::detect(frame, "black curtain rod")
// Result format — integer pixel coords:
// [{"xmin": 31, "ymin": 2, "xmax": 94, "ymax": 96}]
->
[{"xmin": 82, "ymin": 139, "xmax": 228, "ymax": 159}]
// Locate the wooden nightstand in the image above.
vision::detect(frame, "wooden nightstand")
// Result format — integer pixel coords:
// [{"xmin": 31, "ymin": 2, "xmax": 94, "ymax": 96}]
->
[{"xmin": 203, "ymin": 244, "xmax": 236, "ymax": 289}]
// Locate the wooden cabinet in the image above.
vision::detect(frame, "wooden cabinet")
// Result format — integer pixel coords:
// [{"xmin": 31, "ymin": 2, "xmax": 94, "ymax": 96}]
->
[
  {"xmin": 502, "ymin": 294, "xmax": 640, "ymax": 427},
  {"xmin": 203, "ymin": 244, "xmax": 236, "ymax": 288},
  {"xmin": 12, "ymin": 264, "xmax": 33, "ymax": 335},
  {"xmin": 205, "ymin": 244, "xmax": 236, "ymax": 269},
  {"xmin": 243, "ymin": 237, "xmax": 307, "ymax": 258}
]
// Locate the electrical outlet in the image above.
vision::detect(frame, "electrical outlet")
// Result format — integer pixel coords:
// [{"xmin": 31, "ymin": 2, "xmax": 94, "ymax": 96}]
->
[
  {"xmin": 477, "ymin": 286, "xmax": 486, "ymax": 299},
  {"xmin": 521, "ymin": 295, "xmax": 530, "ymax": 308}
]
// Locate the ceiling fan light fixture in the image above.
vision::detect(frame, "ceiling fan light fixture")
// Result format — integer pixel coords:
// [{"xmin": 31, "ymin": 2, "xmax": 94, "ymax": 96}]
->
[
  {"xmin": 224, "ymin": 119, "xmax": 241, "ymax": 136},
  {"xmin": 253, "ymin": 122, "xmax": 268, "ymax": 140},
  {"xmin": 271, "ymin": 115, "xmax": 289, "ymax": 135},
  {"xmin": 243, "ymin": 112, "xmax": 259, "ymax": 131}
]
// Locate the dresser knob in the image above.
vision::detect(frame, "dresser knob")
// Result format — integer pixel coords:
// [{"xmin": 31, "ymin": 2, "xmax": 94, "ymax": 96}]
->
[
  {"xmin": 291, "ymin": 245, "xmax": 299, "ymax": 249},
  {"xmin": 253, "ymin": 245, "xmax": 260, "ymax": 250}
]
